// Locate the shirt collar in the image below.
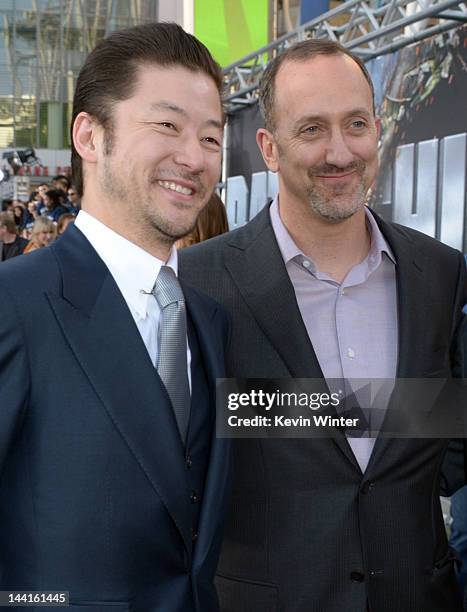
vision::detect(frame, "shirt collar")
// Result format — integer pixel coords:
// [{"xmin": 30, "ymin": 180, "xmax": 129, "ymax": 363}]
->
[
  {"xmin": 269, "ymin": 195, "xmax": 396, "ymax": 270},
  {"xmin": 75, "ymin": 210, "xmax": 178, "ymax": 319},
  {"xmin": 269, "ymin": 196, "xmax": 302, "ymax": 264}
]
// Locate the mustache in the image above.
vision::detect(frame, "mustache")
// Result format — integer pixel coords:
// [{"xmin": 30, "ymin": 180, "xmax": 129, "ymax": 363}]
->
[{"xmin": 308, "ymin": 160, "xmax": 366, "ymax": 176}]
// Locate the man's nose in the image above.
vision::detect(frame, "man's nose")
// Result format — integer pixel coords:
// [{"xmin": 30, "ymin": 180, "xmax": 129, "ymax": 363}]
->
[
  {"xmin": 173, "ymin": 135, "xmax": 206, "ymax": 174},
  {"xmin": 324, "ymin": 128, "xmax": 355, "ymax": 168}
]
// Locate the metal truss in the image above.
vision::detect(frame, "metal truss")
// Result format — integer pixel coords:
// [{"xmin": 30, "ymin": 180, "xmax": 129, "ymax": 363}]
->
[{"xmin": 224, "ymin": 0, "xmax": 467, "ymax": 112}]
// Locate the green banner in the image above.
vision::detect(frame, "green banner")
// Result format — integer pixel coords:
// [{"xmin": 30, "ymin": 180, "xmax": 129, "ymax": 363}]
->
[{"xmin": 194, "ymin": 0, "xmax": 269, "ymax": 67}]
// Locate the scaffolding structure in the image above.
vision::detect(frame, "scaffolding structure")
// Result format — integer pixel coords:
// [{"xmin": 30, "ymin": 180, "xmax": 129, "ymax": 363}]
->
[{"xmin": 224, "ymin": 0, "xmax": 467, "ymax": 112}]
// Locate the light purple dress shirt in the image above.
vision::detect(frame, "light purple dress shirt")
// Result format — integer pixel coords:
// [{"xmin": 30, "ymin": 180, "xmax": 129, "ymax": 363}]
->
[{"xmin": 270, "ymin": 196, "xmax": 398, "ymax": 472}]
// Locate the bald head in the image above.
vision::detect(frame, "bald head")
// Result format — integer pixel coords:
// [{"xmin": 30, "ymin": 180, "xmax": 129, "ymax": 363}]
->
[{"xmin": 258, "ymin": 39, "xmax": 375, "ymax": 133}]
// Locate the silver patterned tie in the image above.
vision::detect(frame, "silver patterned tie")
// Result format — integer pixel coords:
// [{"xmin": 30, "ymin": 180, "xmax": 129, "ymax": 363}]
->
[{"xmin": 152, "ymin": 265, "xmax": 190, "ymax": 443}]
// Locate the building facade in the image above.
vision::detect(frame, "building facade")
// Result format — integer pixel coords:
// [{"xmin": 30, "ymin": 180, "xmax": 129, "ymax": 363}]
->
[{"xmin": 0, "ymin": 0, "xmax": 189, "ymax": 174}]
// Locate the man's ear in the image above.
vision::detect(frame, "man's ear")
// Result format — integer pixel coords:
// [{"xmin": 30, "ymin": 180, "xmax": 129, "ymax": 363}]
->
[
  {"xmin": 72, "ymin": 112, "xmax": 100, "ymax": 164},
  {"xmin": 256, "ymin": 128, "xmax": 280, "ymax": 173},
  {"xmin": 375, "ymin": 116, "xmax": 382, "ymax": 141}
]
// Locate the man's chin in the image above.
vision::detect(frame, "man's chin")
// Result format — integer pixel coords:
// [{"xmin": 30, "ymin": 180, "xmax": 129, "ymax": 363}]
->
[
  {"xmin": 150, "ymin": 219, "xmax": 198, "ymax": 244},
  {"xmin": 310, "ymin": 200, "xmax": 365, "ymax": 224},
  {"xmin": 307, "ymin": 184, "xmax": 367, "ymax": 222}
]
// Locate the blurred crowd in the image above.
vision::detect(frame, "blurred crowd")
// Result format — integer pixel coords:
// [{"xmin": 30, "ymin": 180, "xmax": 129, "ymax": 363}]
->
[
  {"xmin": 0, "ymin": 174, "xmax": 80, "ymax": 261},
  {"xmin": 1, "ymin": 179, "xmax": 229, "ymax": 263}
]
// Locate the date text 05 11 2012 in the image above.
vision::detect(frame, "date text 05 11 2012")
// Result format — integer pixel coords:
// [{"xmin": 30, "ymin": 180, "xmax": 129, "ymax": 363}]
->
[{"xmin": 0, "ymin": 592, "xmax": 69, "ymax": 606}]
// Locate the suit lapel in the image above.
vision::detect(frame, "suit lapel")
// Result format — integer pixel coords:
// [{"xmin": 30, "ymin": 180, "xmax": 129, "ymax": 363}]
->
[
  {"xmin": 364, "ymin": 213, "xmax": 429, "ymax": 473},
  {"xmin": 182, "ymin": 282, "xmax": 225, "ymax": 390},
  {"xmin": 47, "ymin": 227, "xmax": 192, "ymax": 552},
  {"xmin": 223, "ymin": 207, "xmax": 360, "ymax": 468},
  {"xmin": 181, "ymin": 283, "xmax": 232, "ymax": 569},
  {"xmin": 222, "ymin": 207, "xmax": 433, "ymax": 473},
  {"xmin": 388, "ymin": 227, "xmax": 428, "ymax": 380},
  {"xmin": 223, "ymin": 208, "xmax": 323, "ymax": 379}
]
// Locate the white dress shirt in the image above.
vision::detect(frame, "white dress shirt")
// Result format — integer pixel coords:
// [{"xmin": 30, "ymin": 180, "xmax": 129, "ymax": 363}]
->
[{"xmin": 74, "ymin": 210, "xmax": 191, "ymax": 381}]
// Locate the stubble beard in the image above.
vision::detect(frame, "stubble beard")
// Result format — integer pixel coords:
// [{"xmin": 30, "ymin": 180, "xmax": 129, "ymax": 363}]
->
[
  {"xmin": 305, "ymin": 161, "xmax": 368, "ymax": 223},
  {"xmin": 100, "ymin": 155, "xmax": 203, "ymax": 245}
]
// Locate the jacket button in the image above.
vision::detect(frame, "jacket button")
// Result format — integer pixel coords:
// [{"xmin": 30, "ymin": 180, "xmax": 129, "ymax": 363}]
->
[
  {"xmin": 186, "ymin": 455, "xmax": 193, "ymax": 469},
  {"xmin": 191, "ymin": 529, "xmax": 198, "ymax": 542},
  {"xmin": 361, "ymin": 481, "xmax": 375, "ymax": 494},
  {"xmin": 190, "ymin": 491, "xmax": 199, "ymax": 504},
  {"xmin": 350, "ymin": 571, "xmax": 365, "ymax": 583}
]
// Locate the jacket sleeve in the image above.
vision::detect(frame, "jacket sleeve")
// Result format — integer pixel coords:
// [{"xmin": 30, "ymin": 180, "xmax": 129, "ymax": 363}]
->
[{"xmin": 0, "ymin": 280, "xmax": 30, "ymax": 475}]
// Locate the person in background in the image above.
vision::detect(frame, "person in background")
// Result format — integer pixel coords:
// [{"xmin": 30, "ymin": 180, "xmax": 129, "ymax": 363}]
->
[
  {"xmin": 176, "ymin": 191, "xmax": 228, "ymax": 248},
  {"xmin": 57, "ymin": 212, "xmax": 76, "ymax": 235},
  {"xmin": 22, "ymin": 195, "xmax": 41, "ymax": 238},
  {"xmin": 52, "ymin": 176, "xmax": 73, "ymax": 209},
  {"xmin": 27, "ymin": 194, "xmax": 40, "ymax": 221},
  {"xmin": 12, "ymin": 201, "xmax": 28, "ymax": 231},
  {"xmin": 0, "ymin": 211, "xmax": 29, "ymax": 261},
  {"xmin": 1, "ymin": 198, "xmax": 13, "ymax": 213},
  {"xmin": 67, "ymin": 185, "xmax": 81, "ymax": 214},
  {"xmin": 22, "ymin": 224, "xmax": 34, "ymax": 241},
  {"xmin": 36, "ymin": 183, "xmax": 50, "ymax": 214},
  {"xmin": 37, "ymin": 182, "xmax": 50, "ymax": 196},
  {"xmin": 42, "ymin": 189, "xmax": 69, "ymax": 222},
  {"xmin": 52, "ymin": 174, "xmax": 71, "ymax": 193},
  {"xmin": 28, "ymin": 190, "xmax": 41, "ymax": 207},
  {"xmin": 23, "ymin": 216, "xmax": 56, "ymax": 253}
]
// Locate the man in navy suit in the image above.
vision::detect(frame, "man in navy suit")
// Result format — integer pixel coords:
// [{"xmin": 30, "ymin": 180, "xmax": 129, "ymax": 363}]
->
[{"xmin": 0, "ymin": 23, "xmax": 230, "ymax": 611}]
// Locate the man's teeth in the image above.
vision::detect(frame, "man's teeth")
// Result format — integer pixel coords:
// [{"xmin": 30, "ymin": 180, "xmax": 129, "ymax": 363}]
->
[{"xmin": 157, "ymin": 180, "xmax": 193, "ymax": 195}]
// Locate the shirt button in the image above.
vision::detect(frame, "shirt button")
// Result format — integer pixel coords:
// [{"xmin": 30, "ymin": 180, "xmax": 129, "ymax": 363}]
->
[
  {"xmin": 347, "ymin": 348, "xmax": 356, "ymax": 359},
  {"xmin": 185, "ymin": 455, "xmax": 193, "ymax": 469},
  {"xmin": 341, "ymin": 288, "xmax": 346, "ymax": 295},
  {"xmin": 302, "ymin": 259, "xmax": 311, "ymax": 268},
  {"xmin": 190, "ymin": 491, "xmax": 199, "ymax": 504},
  {"xmin": 350, "ymin": 571, "xmax": 365, "ymax": 583}
]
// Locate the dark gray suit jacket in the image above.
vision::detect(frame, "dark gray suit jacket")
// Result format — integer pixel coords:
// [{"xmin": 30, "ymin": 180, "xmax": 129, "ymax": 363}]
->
[{"xmin": 179, "ymin": 204, "xmax": 467, "ymax": 612}]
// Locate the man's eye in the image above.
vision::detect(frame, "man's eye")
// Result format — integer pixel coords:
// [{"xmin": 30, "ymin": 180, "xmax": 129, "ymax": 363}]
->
[
  {"xmin": 158, "ymin": 122, "xmax": 176, "ymax": 130},
  {"xmin": 304, "ymin": 126, "xmax": 318, "ymax": 134},
  {"xmin": 352, "ymin": 120, "xmax": 366, "ymax": 129},
  {"xmin": 203, "ymin": 137, "xmax": 221, "ymax": 147}
]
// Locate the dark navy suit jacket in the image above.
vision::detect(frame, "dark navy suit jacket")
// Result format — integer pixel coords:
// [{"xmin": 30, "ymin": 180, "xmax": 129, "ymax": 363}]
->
[{"xmin": 0, "ymin": 225, "xmax": 231, "ymax": 612}]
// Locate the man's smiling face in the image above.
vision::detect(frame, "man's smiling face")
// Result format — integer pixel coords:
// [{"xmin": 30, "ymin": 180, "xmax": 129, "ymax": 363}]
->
[
  {"xmin": 261, "ymin": 53, "xmax": 380, "ymax": 223},
  {"xmin": 97, "ymin": 63, "xmax": 224, "ymax": 243}
]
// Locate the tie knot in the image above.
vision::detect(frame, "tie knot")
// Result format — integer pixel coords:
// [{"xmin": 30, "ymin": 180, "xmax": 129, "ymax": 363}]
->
[{"xmin": 153, "ymin": 266, "xmax": 184, "ymax": 309}]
